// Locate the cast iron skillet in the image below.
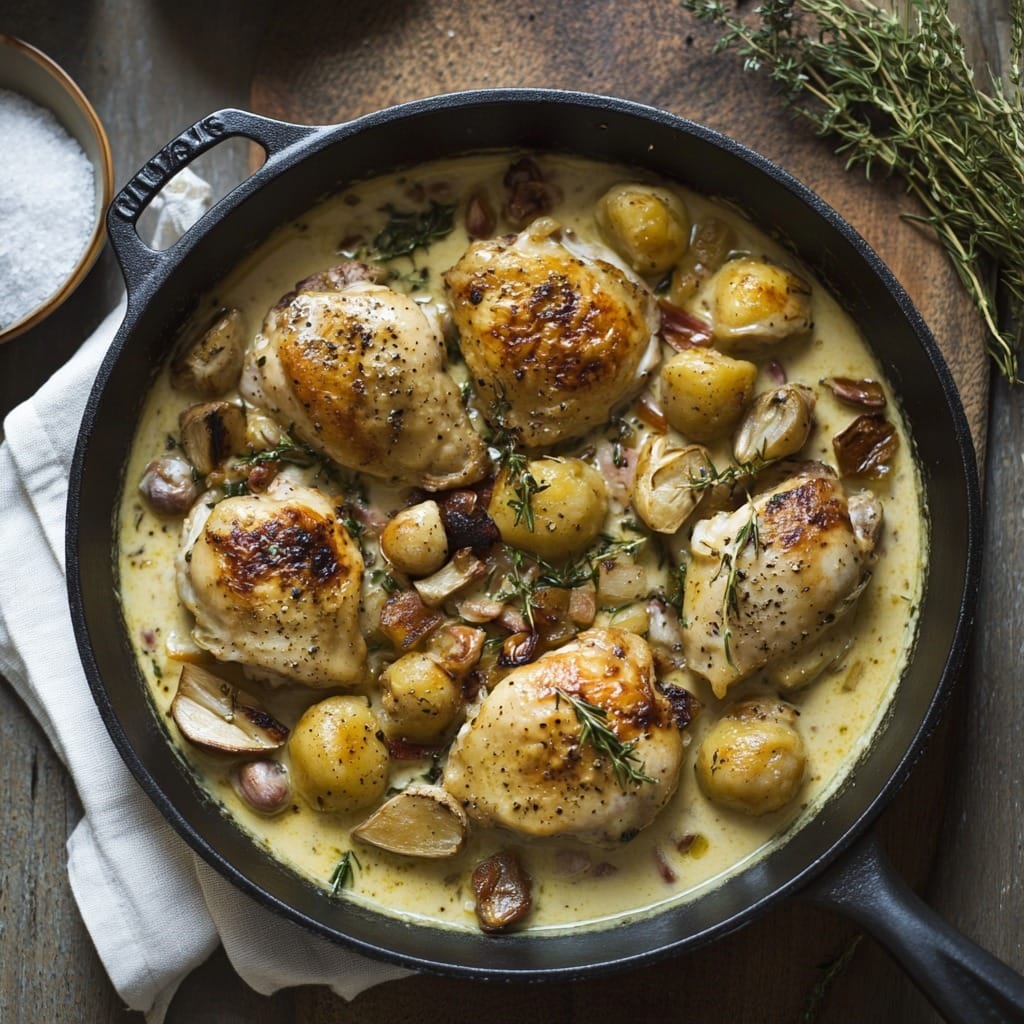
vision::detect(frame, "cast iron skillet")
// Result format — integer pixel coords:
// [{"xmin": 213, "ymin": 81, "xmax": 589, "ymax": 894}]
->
[{"xmin": 67, "ymin": 90, "xmax": 1022, "ymax": 1020}]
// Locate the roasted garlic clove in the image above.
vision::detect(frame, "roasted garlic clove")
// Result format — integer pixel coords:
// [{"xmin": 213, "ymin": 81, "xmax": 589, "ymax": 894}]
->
[
  {"xmin": 471, "ymin": 849, "xmax": 533, "ymax": 932},
  {"xmin": 171, "ymin": 308, "xmax": 247, "ymax": 396},
  {"xmin": 178, "ymin": 401, "xmax": 248, "ymax": 476},
  {"xmin": 833, "ymin": 413, "xmax": 899, "ymax": 478},
  {"xmin": 138, "ymin": 456, "xmax": 200, "ymax": 516},
  {"xmin": 353, "ymin": 785, "xmax": 468, "ymax": 858},
  {"xmin": 821, "ymin": 376, "xmax": 886, "ymax": 409},
  {"xmin": 632, "ymin": 435, "xmax": 710, "ymax": 533},
  {"xmin": 413, "ymin": 548, "xmax": 487, "ymax": 607},
  {"xmin": 732, "ymin": 383, "xmax": 816, "ymax": 464},
  {"xmin": 236, "ymin": 759, "xmax": 291, "ymax": 815},
  {"xmin": 171, "ymin": 664, "xmax": 289, "ymax": 754}
]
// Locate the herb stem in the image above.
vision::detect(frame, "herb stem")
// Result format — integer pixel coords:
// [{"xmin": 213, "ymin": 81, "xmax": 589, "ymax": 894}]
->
[{"xmin": 556, "ymin": 688, "xmax": 656, "ymax": 787}]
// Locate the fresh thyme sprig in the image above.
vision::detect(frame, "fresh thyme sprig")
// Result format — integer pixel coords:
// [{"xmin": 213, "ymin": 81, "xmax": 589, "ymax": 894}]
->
[
  {"xmin": 492, "ymin": 546, "xmax": 538, "ymax": 628},
  {"xmin": 682, "ymin": 0, "xmax": 1024, "ymax": 382},
  {"xmin": 684, "ymin": 449, "xmax": 771, "ymax": 495},
  {"xmin": 556, "ymin": 688, "xmax": 657, "ymax": 787},
  {"xmin": 328, "ymin": 849, "xmax": 361, "ymax": 896},
  {"xmin": 712, "ymin": 501, "xmax": 761, "ymax": 667},
  {"xmin": 487, "ymin": 395, "xmax": 549, "ymax": 532}
]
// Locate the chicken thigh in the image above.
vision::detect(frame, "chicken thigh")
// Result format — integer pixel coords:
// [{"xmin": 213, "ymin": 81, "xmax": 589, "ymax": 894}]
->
[
  {"xmin": 443, "ymin": 628, "xmax": 685, "ymax": 846},
  {"xmin": 243, "ymin": 278, "xmax": 487, "ymax": 491},
  {"xmin": 681, "ymin": 464, "xmax": 882, "ymax": 697},
  {"xmin": 445, "ymin": 219, "xmax": 660, "ymax": 448},
  {"xmin": 177, "ymin": 482, "xmax": 366, "ymax": 688}
]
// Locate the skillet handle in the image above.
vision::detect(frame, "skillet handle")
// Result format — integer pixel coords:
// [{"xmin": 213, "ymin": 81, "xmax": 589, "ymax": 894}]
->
[
  {"xmin": 803, "ymin": 831, "xmax": 1024, "ymax": 1022},
  {"xmin": 106, "ymin": 108, "xmax": 317, "ymax": 295}
]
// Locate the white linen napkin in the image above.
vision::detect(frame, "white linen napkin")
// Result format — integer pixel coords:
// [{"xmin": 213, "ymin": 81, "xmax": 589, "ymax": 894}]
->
[{"xmin": 0, "ymin": 168, "xmax": 412, "ymax": 1022}]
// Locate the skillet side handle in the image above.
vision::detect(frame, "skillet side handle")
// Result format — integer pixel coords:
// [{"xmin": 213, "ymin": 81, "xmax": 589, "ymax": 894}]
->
[
  {"xmin": 803, "ymin": 831, "xmax": 1024, "ymax": 1023},
  {"xmin": 106, "ymin": 108, "xmax": 316, "ymax": 296}
]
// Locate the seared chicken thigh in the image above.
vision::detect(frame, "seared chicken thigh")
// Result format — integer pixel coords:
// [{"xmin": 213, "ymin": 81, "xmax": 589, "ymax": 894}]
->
[
  {"xmin": 445, "ymin": 219, "xmax": 659, "ymax": 448},
  {"xmin": 681, "ymin": 464, "xmax": 882, "ymax": 697},
  {"xmin": 443, "ymin": 628, "xmax": 685, "ymax": 846},
  {"xmin": 177, "ymin": 483, "xmax": 367, "ymax": 688},
  {"xmin": 243, "ymin": 279, "xmax": 487, "ymax": 491}
]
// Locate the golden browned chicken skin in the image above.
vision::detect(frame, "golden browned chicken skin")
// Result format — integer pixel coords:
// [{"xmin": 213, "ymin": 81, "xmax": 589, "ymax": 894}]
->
[
  {"xmin": 442, "ymin": 628, "xmax": 685, "ymax": 846},
  {"xmin": 445, "ymin": 219, "xmax": 659, "ymax": 448},
  {"xmin": 243, "ymin": 279, "xmax": 488, "ymax": 490},
  {"xmin": 177, "ymin": 482, "xmax": 367, "ymax": 688},
  {"xmin": 681, "ymin": 464, "xmax": 882, "ymax": 697}
]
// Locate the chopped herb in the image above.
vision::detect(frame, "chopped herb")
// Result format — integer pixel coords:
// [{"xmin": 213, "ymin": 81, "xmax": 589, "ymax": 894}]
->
[
  {"xmin": 150, "ymin": 659, "xmax": 163, "ymax": 679},
  {"xmin": 493, "ymin": 546, "xmax": 537, "ymax": 628},
  {"xmin": 328, "ymin": 850, "xmax": 361, "ymax": 896},
  {"xmin": 487, "ymin": 393, "xmax": 548, "ymax": 532},
  {"xmin": 365, "ymin": 201, "xmax": 457, "ymax": 261},
  {"xmin": 556, "ymin": 689, "xmax": 656, "ymax": 787},
  {"xmin": 221, "ymin": 479, "xmax": 249, "ymax": 499},
  {"xmin": 236, "ymin": 436, "xmax": 320, "ymax": 469},
  {"xmin": 370, "ymin": 570, "xmax": 400, "ymax": 594}
]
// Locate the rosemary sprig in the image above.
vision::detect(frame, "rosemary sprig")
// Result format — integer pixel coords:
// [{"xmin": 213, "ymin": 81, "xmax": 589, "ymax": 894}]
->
[
  {"xmin": 712, "ymin": 501, "xmax": 760, "ymax": 667},
  {"xmin": 556, "ymin": 688, "xmax": 657, "ymax": 786},
  {"xmin": 682, "ymin": 0, "xmax": 1024, "ymax": 381},
  {"xmin": 365, "ymin": 201, "xmax": 457, "ymax": 261},
  {"xmin": 328, "ymin": 850, "xmax": 361, "ymax": 896}
]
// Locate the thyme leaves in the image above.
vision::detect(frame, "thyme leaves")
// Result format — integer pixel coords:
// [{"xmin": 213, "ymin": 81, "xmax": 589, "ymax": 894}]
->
[
  {"xmin": 683, "ymin": 0, "xmax": 1024, "ymax": 382},
  {"xmin": 712, "ymin": 501, "xmax": 761, "ymax": 667}
]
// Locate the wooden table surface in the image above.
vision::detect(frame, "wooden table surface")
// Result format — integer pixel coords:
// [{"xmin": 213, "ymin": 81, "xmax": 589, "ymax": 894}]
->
[{"xmin": 1, "ymin": 2, "xmax": 1020, "ymax": 1021}]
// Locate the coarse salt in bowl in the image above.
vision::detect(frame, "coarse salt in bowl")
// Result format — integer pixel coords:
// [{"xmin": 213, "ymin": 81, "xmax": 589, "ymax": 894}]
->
[{"xmin": 0, "ymin": 34, "xmax": 114, "ymax": 343}]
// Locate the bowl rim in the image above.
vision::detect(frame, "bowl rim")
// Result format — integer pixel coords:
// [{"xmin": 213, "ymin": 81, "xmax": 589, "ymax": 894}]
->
[{"xmin": 0, "ymin": 33, "xmax": 115, "ymax": 344}]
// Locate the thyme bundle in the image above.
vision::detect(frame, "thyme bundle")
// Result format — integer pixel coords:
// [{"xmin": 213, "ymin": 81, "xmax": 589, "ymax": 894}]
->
[{"xmin": 682, "ymin": 0, "xmax": 1024, "ymax": 382}]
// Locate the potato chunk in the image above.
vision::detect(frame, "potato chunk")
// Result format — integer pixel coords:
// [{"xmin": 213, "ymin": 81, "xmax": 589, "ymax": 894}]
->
[
  {"xmin": 695, "ymin": 699, "xmax": 806, "ymax": 815},
  {"xmin": 659, "ymin": 347, "xmax": 758, "ymax": 442},
  {"xmin": 488, "ymin": 457, "xmax": 607, "ymax": 560},
  {"xmin": 379, "ymin": 652, "xmax": 463, "ymax": 744},
  {"xmin": 706, "ymin": 257, "xmax": 813, "ymax": 348},
  {"xmin": 596, "ymin": 183, "xmax": 691, "ymax": 276},
  {"xmin": 289, "ymin": 696, "xmax": 389, "ymax": 814}
]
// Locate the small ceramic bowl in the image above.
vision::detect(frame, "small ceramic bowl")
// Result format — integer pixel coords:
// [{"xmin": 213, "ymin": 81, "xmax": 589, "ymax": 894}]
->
[{"xmin": 0, "ymin": 34, "xmax": 114, "ymax": 343}]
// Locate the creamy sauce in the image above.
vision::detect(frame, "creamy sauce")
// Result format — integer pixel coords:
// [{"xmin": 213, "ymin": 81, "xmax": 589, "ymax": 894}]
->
[{"xmin": 117, "ymin": 152, "xmax": 924, "ymax": 934}]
